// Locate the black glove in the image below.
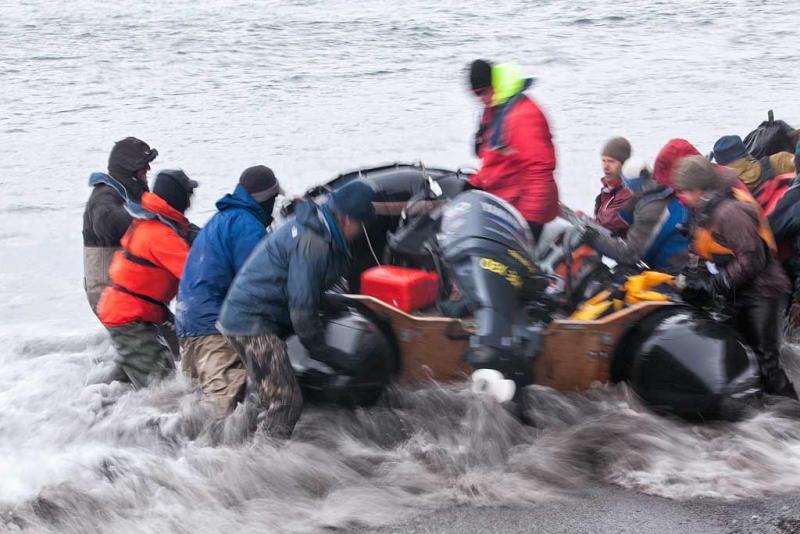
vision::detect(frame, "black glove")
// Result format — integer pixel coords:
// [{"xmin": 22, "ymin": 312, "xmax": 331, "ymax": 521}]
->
[
  {"xmin": 580, "ymin": 225, "xmax": 600, "ymax": 247},
  {"xmin": 679, "ymin": 270, "xmax": 730, "ymax": 305}
]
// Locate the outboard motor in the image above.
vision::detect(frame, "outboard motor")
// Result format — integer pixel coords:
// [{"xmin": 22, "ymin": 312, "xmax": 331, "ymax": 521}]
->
[{"xmin": 438, "ymin": 191, "xmax": 548, "ymax": 389}]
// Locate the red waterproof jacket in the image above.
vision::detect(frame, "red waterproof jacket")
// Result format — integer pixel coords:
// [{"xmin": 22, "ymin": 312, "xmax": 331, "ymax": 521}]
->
[
  {"xmin": 98, "ymin": 193, "xmax": 190, "ymax": 327},
  {"xmin": 469, "ymin": 95, "xmax": 559, "ymax": 224}
]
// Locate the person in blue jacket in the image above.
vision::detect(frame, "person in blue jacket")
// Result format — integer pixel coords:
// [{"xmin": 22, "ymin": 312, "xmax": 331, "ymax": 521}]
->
[
  {"xmin": 581, "ymin": 157, "xmax": 690, "ymax": 272},
  {"xmin": 216, "ymin": 180, "xmax": 376, "ymax": 437},
  {"xmin": 176, "ymin": 165, "xmax": 282, "ymax": 415}
]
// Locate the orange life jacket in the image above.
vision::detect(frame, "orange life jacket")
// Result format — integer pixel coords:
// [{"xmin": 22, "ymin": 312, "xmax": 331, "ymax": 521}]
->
[
  {"xmin": 692, "ymin": 188, "xmax": 777, "ymax": 262},
  {"xmin": 98, "ymin": 193, "xmax": 190, "ymax": 327}
]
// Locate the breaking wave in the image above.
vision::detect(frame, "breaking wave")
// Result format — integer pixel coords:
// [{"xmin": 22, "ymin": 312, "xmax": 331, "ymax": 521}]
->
[{"xmin": 2, "ymin": 331, "xmax": 800, "ymax": 533}]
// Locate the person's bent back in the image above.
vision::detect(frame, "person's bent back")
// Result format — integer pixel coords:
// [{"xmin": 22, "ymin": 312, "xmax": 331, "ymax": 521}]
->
[
  {"xmin": 176, "ymin": 165, "xmax": 282, "ymax": 415},
  {"xmin": 217, "ymin": 180, "xmax": 376, "ymax": 438}
]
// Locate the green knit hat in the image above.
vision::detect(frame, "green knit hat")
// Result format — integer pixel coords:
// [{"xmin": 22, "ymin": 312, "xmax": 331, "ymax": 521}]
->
[{"xmin": 795, "ymin": 139, "xmax": 800, "ymax": 155}]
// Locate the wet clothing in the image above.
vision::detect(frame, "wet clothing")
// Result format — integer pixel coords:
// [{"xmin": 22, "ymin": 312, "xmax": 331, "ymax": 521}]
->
[
  {"xmin": 735, "ymin": 297, "xmax": 797, "ymax": 397},
  {"xmin": 223, "ymin": 332, "xmax": 303, "ymax": 438},
  {"xmin": 180, "ymin": 334, "xmax": 246, "ymax": 415},
  {"xmin": 176, "ymin": 184, "xmax": 272, "ymax": 338},
  {"xmin": 589, "ymin": 178, "xmax": 689, "ymax": 271},
  {"xmin": 217, "ymin": 200, "xmax": 351, "ymax": 355},
  {"xmin": 725, "ymin": 152, "xmax": 796, "ymax": 190},
  {"xmin": 98, "ymin": 192, "xmax": 190, "ymax": 327},
  {"xmin": 683, "ymin": 186, "xmax": 794, "ymax": 397},
  {"xmin": 593, "ymin": 178, "xmax": 633, "ymax": 237},
  {"xmin": 469, "ymin": 66, "xmax": 558, "ymax": 225},
  {"xmin": 106, "ymin": 321, "xmax": 176, "ymax": 389},
  {"xmin": 82, "ymin": 172, "xmax": 148, "ymax": 313}
]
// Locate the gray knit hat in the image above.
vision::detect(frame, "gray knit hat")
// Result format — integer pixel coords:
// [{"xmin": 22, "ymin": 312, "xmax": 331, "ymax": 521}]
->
[
  {"xmin": 602, "ymin": 137, "xmax": 632, "ymax": 163},
  {"xmin": 672, "ymin": 155, "xmax": 721, "ymax": 191}
]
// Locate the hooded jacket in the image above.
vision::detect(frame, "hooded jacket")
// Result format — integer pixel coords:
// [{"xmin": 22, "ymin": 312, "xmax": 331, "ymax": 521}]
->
[
  {"xmin": 176, "ymin": 184, "xmax": 272, "ymax": 338},
  {"xmin": 469, "ymin": 63, "xmax": 559, "ymax": 224},
  {"xmin": 97, "ymin": 192, "xmax": 190, "ymax": 327},
  {"xmin": 216, "ymin": 200, "xmax": 351, "ymax": 354},
  {"xmin": 82, "ymin": 172, "xmax": 149, "ymax": 312},
  {"xmin": 590, "ymin": 177, "xmax": 689, "ymax": 271}
]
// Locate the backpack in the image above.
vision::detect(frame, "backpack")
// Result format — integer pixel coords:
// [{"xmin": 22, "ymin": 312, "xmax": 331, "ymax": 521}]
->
[{"xmin": 743, "ymin": 110, "xmax": 796, "ymax": 159}]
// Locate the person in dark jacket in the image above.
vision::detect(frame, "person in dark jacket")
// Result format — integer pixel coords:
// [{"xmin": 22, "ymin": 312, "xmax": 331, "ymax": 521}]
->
[
  {"xmin": 582, "ymin": 158, "xmax": 689, "ymax": 272},
  {"xmin": 592, "ymin": 137, "xmax": 634, "ymax": 237},
  {"xmin": 83, "ymin": 137, "xmax": 158, "ymax": 315},
  {"xmin": 216, "ymin": 180, "xmax": 376, "ymax": 437},
  {"xmin": 767, "ymin": 141, "xmax": 800, "ymax": 326},
  {"xmin": 673, "ymin": 156, "xmax": 796, "ymax": 399},
  {"xmin": 468, "ymin": 60, "xmax": 558, "ymax": 240},
  {"xmin": 98, "ymin": 170, "xmax": 198, "ymax": 388},
  {"xmin": 176, "ymin": 165, "xmax": 283, "ymax": 415}
]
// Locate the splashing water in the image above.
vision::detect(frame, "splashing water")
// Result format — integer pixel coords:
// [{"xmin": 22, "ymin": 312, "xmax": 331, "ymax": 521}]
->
[{"xmin": 2, "ymin": 330, "xmax": 800, "ymax": 533}]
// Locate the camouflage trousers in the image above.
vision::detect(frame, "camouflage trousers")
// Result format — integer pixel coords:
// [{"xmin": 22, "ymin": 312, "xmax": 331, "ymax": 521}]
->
[{"xmin": 223, "ymin": 333, "xmax": 303, "ymax": 438}]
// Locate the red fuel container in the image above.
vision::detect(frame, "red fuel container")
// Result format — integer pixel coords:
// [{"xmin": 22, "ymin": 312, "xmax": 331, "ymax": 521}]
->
[{"xmin": 360, "ymin": 266, "xmax": 440, "ymax": 313}]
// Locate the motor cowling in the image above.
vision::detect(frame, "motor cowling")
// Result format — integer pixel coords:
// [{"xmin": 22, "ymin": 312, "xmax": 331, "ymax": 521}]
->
[{"xmin": 438, "ymin": 191, "xmax": 546, "ymax": 385}]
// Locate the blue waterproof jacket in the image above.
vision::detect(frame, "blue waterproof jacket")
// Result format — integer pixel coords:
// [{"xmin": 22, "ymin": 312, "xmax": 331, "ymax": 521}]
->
[
  {"xmin": 216, "ymin": 200, "xmax": 351, "ymax": 352},
  {"xmin": 176, "ymin": 184, "xmax": 271, "ymax": 337}
]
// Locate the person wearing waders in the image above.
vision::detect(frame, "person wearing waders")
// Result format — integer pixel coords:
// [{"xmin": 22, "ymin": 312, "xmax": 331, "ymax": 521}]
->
[
  {"xmin": 83, "ymin": 137, "xmax": 158, "ymax": 315},
  {"xmin": 672, "ymin": 156, "xmax": 797, "ymax": 399},
  {"xmin": 97, "ymin": 171, "xmax": 198, "ymax": 388},
  {"xmin": 176, "ymin": 166, "xmax": 283, "ymax": 416},
  {"xmin": 216, "ymin": 180, "xmax": 376, "ymax": 438}
]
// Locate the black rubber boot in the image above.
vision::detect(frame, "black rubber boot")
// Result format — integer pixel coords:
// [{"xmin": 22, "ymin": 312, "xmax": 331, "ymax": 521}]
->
[{"xmin": 736, "ymin": 297, "xmax": 798, "ymax": 400}]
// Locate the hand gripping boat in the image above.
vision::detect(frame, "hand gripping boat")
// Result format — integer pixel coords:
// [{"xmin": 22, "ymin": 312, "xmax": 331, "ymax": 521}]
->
[{"xmin": 281, "ymin": 163, "xmax": 760, "ymax": 420}]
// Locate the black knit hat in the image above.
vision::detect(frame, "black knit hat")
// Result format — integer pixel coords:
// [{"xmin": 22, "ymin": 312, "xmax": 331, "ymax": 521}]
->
[
  {"xmin": 239, "ymin": 165, "xmax": 282, "ymax": 202},
  {"xmin": 153, "ymin": 170, "xmax": 198, "ymax": 213},
  {"xmin": 108, "ymin": 137, "xmax": 158, "ymax": 178},
  {"xmin": 469, "ymin": 59, "xmax": 493, "ymax": 91}
]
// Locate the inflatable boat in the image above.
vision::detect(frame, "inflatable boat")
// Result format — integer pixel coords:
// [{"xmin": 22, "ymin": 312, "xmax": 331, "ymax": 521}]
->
[{"xmin": 281, "ymin": 163, "xmax": 761, "ymax": 421}]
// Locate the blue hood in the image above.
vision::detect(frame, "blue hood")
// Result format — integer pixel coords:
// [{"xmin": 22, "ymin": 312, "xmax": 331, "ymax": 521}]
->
[
  {"xmin": 216, "ymin": 184, "xmax": 271, "ymax": 227},
  {"xmin": 294, "ymin": 200, "xmax": 333, "ymax": 243}
]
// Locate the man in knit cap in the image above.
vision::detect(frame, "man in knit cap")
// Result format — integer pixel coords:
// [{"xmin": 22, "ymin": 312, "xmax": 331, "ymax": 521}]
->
[
  {"xmin": 176, "ymin": 165, "xmax": 283, "ymax": 415},
  {"xmin": 672, "ymin": 156, "xmax": 796, "ymax": 399},
  {"xmin": 217, "ymin": 180, "xmax": 376, "ymax": 436},
  {"xmin": 592, "ymin": 137, "xmax": 633, "ymax": 237}
]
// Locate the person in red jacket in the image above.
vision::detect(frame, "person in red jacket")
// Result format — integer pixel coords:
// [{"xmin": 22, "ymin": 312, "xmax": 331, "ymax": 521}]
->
[
  {"xmin": 97, "ymin": 170, "xmax": 198, "ymax": 388},
  {"xmin": 468, "ymin": 60, "xmax": 558, "ymax": 241},
  {"xmin": 593, "ymin": 137, "xmax": 633, "ymax": 237}
]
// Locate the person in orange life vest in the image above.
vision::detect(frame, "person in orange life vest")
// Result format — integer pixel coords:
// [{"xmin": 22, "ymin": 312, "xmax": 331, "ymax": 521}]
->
[
  {"xmin": 673, "ymin": 156, "xmax": 796, "ymax": 399},
  {"xmin": 592, "ymin": 137, "xmax": 634, "ymax": 237},
  {"xmin": 97, "ymin": 170, "xmax": 198, "ymax": 389},
  {"xmin": 467, "ymin": 59, "xmax": 558, "ymax": 241}
]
